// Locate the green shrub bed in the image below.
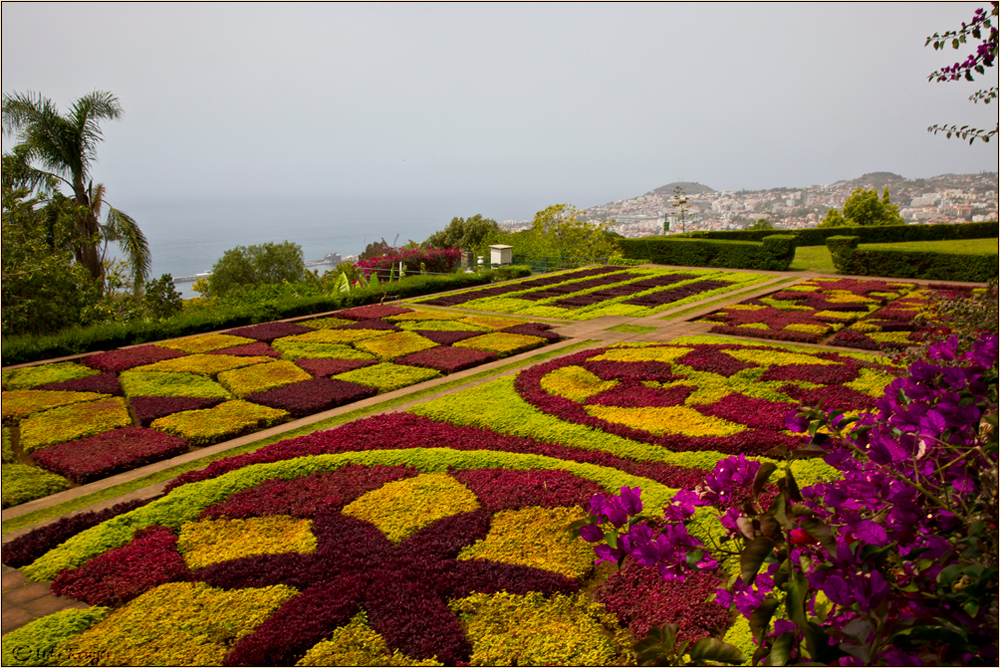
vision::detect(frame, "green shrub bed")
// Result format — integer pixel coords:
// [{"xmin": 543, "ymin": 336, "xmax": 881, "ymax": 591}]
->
[
  {"xmin": 827, "ymin": 235, "xmax": 998, "ymax": 281},
  {"xmin": 2, "ymin": 335, "xmax": 905, "ymax": 665},
  {"xmin": 417, "ymin": 266, "xmax": 769, "ymax": 320},
  {"xmin": 616, "ymin": 235, "xmax": 796, "ymax": 270},
  {"xmin": 0, "ymin": 307, "xmax": 558, "ymax": 507}
]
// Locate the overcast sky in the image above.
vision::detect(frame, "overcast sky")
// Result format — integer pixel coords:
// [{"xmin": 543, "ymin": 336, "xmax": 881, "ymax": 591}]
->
[{"xmin": 3, "ymin": 2, "xmax": 998, "ymax": 218}]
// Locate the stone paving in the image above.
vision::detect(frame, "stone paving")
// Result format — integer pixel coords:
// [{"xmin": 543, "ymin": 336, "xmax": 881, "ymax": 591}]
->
[{"xmin": 1, "ymin": 267, "xmax": 987, "ymax": 636}]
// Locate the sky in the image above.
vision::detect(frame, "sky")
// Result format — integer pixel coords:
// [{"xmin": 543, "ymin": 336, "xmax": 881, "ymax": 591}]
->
[{"xmin": 2, "ymin": 2, "xmax": 998, "ymax": 222}]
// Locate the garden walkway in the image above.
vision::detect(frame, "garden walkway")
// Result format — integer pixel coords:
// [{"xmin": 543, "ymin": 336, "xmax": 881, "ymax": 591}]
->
[{"xmin": 2, "ymin": 267, "xmax": 987, "ymax": 635}]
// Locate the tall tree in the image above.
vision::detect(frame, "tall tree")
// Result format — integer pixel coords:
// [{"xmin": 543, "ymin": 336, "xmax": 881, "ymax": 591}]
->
[
  {"xmin": 819, "ymin": 187, "xmax": 905, "ymax": 227},
  {"xmin": 2, "ymin": 91, "xmax": 150, "ymax": 286}
]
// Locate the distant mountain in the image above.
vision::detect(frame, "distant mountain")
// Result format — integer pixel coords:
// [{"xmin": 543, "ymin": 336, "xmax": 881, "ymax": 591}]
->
[
  {"xmin": 833, "ymin": 172, "xmax": 907, "ymax": 191},
  {"xmin": 647, "ymin": 181, "xmax": 717, "ymax": 197}
]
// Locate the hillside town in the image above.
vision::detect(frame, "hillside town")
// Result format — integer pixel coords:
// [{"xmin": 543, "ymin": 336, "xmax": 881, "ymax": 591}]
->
[{"xmin": 502, "ymin": 172, "xmax": 998, "ymax": 237}]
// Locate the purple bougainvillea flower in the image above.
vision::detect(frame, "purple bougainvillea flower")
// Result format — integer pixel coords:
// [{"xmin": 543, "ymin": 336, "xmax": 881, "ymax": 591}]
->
[
  {"xmin": 784, "ymin": 410, "xmax": 811, "ymax": 434},
  {"xmin": 853, "ymin": 520, "xmax": 889, "ymax": 546},
  {"xmin": 618, "ymin": 486, "xmax": 643, "ymax": 516},
  {"xmin": 579, "ymin": 523, "xmax": 605, "ymax": 543}
]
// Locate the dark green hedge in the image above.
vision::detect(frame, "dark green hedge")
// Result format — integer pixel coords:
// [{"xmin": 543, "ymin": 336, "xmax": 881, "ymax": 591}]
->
[
  {"xmin": 682, "ymin": 221, "xmax": 998, "ymax": 247},
  {"xmin": 1, "ymin": 267, "xmax": 532, "ymax": 367},
  {"xmin": 616, "ymin": 235, "xmax": 795, "ymax": 271},
  {"xmin": 826, "ymin": 236, "xmax": 997, "ymax": 281}
]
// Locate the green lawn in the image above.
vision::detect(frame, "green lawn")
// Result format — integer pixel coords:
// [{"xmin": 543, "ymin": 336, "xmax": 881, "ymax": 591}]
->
[
  {"xmin": 859, "ymin": 237, "xmax": 999, "ymax": 254},
  {"xmin": 788, "ymin": 245, "xmax": 836, "ymax": 272}
]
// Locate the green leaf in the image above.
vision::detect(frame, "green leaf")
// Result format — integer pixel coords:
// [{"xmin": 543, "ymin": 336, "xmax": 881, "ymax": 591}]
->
[
  {"xmin": 765, "ymin": 632, "xmax": 794, "ymax": 666},
  {"xmin": 749, "ymin": 597, "xmax": 781, "ymax": 644},
  {"xmin": 799, "ymin": 518, "xmax": 838, "ymax": 557},
  {"xmin": 753, "ymin": 461, "xmax": 778, "ymax": 499},
  {"xmin": 689, "ymin": 637, "xmax": 746, "ymax": 665}
]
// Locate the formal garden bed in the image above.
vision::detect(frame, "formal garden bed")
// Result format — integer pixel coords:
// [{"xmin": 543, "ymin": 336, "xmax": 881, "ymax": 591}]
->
[
  {"xmin": 416, "ymin": 266, "xmax": 771, "ymax": 320},
  {"xmin": 1, "ymin": 306, "xmax": 559, "ymax": 509},
  {"xmin": 3, "ymin": 336, "xmax": 915, "ymax": 666}
]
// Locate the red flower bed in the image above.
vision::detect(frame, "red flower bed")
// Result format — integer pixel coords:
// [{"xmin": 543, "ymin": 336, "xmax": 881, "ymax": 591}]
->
[
  {"xmin": 31, "ymin": 427, "xmax": 191, "ymax": 484},
  {"xmin": 208, "ymin": 342, "xmax": 282, "ymax": 358},
  {"xmin": 294, "ymin": 358, "xmax": 378, "ymax": 377},
  {"xmin": 81, "ymin": 345, "xmax": 185, "ymax": 373},
  {"xmin": 586, "ymin": 360, "xmax": 683, "ymax": 382},
  {"xmin": 225, "ymin": 322, "xmax": 317, "ymax": 343},
  {"xmin": 396, "ymin": 346, "xmax": 498, "ymax": 374},
  {"xmin": 694, "ymin": 393, "xmax": 796, "ymax": 430},
  {"xmin": 758, "ymin": 359, "xmax": 860, "ymax": 385},
  {"xmin": 165, "ymin": 413, "xmax": 710, "ymax": 493},
  {"xmin": 335, "ymin": 304, "xmax": 414, "ymax": 321},
  {"xmin": 595, "ymin": 559, "xmax": 729, "ymax": 640},
  {"xmin": 50, "ymin": 526, "xmax": 190, "ymax": 606},
  {"xmin": 200, "ymin": 465, "xmax": 419, "ymax": 519},
  {"xmin": 502, "ymin": 323, "xmax": 561, "ymax": 341},
  {"xmin": 132, "ymin": 396, "xmax": 226, "ymax": 427},
  {"xmin": 677, "ymin": 348, "xmax": 756, "ymax": 378},
  {"xmin": 623, "ymin": 280, "xmax": 731, "ymax": 308},
  {"xmin": 1, "ymin": 497, "xmax": 156, "ymax": 568},
  {"xmin": 586, "ymin": 382, "xmax": 694, "ymax": 408},
  {"xmin": 450, "ymin": 468, "xmax": 604, "ymax": 513},
  {"xmin": 244, "ymin": 378, "xmax": 377, "ymax": 418},
  {"xmin": 517, "ymin": 272, "xmax": 636, "ymax": 302},
  {"xmin": 778, "ymin": 383, "xmax": 877, "ymax": 411},
  {"xmin": 36, "ymin": 373, "xmax": 122, "ymax": 396}
]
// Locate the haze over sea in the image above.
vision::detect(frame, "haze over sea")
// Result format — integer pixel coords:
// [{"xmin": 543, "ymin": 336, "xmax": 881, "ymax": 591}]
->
[{"xmin": 134, "ymin": 193, "xmax": 543, "ymax": 297}]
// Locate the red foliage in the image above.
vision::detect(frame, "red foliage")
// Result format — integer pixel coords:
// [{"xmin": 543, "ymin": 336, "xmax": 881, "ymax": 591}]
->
[
  {"xmin": 396, "ymin": 346, "xmax": 498, "ymax": 374},
  {"xmin": 36, "ymin": 373, "xmax": 122, "ymax": 396},
  {"xmin": 245, "ymin": 378, "xmax": 377, "ymax": 418},
  {"xmin": 225, "ymin": 322, "xmax": 316, "ymax": 343},
  {"xmin": 294, "ymin": 358, "xmax": 378, "ymax": 377},
  {"xmin": 80, "ymin": 345, "xmax": 185, "ymax": 373},
  {"xmin": 31, "ymin": 427, "xmax": 190, "ymax": 484},
  {"xmin": 450, "ymin": 468, "xmax": 603, "ymax": 512},
  {"xmin": 131, "ymin": 396, "xmax": 226, "ymax": 427}
]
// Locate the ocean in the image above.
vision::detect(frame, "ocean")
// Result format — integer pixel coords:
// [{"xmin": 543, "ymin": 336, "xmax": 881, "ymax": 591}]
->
[{"xmin": 124, "ymin": 194, "xmax": 540, "ymax": 297}]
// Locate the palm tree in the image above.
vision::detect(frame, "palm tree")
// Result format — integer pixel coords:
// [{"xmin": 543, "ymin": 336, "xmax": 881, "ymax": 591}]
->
[{"xmin": 2, "ymin": 90, "xmax": 150, "ymax": 287}]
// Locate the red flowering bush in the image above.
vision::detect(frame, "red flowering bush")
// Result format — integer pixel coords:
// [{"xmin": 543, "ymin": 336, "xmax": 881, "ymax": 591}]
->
[{"xmin": 31, "ymin": 427, "xmax": 190, "ymax": 483}]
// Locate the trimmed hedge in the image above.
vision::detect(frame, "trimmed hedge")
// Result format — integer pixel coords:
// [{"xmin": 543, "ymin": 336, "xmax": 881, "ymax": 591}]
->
[
  {"xmin": 0, "ymin": 267, "xmax": 532, "ymax": 367},
  {"xmin": 681, "ymin": 220, "xmax": 999, "ymax": 247},
  {"xmin": 616, "ymin": 235, "xmax": 795, "ymax": 270},
  {"xmin": 827, "ymin": 235, "xmax": 998, "ymax": 281}
]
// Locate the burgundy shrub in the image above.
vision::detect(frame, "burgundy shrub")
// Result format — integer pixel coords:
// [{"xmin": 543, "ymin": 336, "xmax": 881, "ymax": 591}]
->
[
  {"xmin": 829, "ymin": 328, "xmax": 882, "ymax": 351},
  {"xmin": 759, "ymin": 361, "xmax": 859, "ymax": 385},
  {"xmin": 676, "ymin": 348, "xmax": 756, "ymax": 378},
  {"xmin": 1, "ymin": 497, "xmax": 157, "ymax": 568},
  {"xmin": 335, "ymin": 304, "xmax": 413, "ymax": 320},
  {"xmin": 80, "ymin": 345, "xmax": 185, "ymax": 373},
  {"xmin": 585, "ymin": 381, "xmax": 694, "ymax": 408},
  {"xmin": 36, "ymin": 373, "xmax": 122, "ymax": 396},
  {"xmin": 294, "ymin": 358, "xmax": 378, "ymax": 377},
  {"xmin": 411, "ymin": 329, "xmax": 484, "ymax": 346},
  {"xmin": 694, "ymin": 393, "xmax": 797, "ymax": 430},
  {"xmin": 225, "ymin": 322, "xmax": 316, "ymax": 343},
  {"xmin": 584, "ymin": 360, "xmax": 683, "ymax": 383},
  {"xmin": 50, "ymin": 526, "xmax": 190, "ymax": 606},
  {"xmin": 396, "ymin": 346, "xmax": 498, "ymax": 374},
  {"xmin": 31, "ymin": 427, "xmax": 191, "ymax": 484},
  {"xmin": 245, "ymin": 378, "xmax": 377, "ymax": 418},
  {"xmin": 131, "ymin": 396, "xmax": 226, "ymax": 427},
  {"xmin": 450, "ymin": 468, "xmax": 604, "ymax": 512},
  {"xmin": 779, "ymin": 383, "xmax": 878, "ymax": 411},
  {"xmin": 502, "ymin": 323, "xmax": 561, "ymax": 341}
]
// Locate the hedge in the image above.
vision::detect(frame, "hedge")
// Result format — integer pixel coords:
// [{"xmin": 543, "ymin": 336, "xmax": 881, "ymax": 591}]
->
[
  {"xmin": 680, "ymin": 220, "xmax": 998, "ymax": 247},
  {"xmin": 615, "ymin": 235, "xmax": 795, "ymax": 270},
  {"xmin": 0, "ymin": 267, "xmax": 531, "ymax": 367},
  {"xmin": 827, "ymin": 235, "xmax": 998, "ymax": 281}
]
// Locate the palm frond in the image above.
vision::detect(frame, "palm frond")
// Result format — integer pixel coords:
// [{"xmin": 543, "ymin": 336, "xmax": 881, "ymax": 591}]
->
[{"xmin": 104, "ymin": 204, "xmax": 151, "ymax": 285}]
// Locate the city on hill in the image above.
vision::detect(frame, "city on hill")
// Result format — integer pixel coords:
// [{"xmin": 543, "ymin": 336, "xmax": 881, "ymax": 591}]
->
[{"xmin": 501, "ymin": 172, "xmax": 999, "ymax": 237}]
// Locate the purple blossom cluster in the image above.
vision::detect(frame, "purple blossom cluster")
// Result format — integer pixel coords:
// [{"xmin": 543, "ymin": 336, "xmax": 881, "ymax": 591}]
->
[
  {"xmin": 245, "ymin": 378, "xmax": 377, "ymax": 418},
  {"xmin": 932, "ymin": 6, "xmax": 998, "ymax": 81},
  {"xmin": 30, "ymin": 427, "xmax": 190, "ymax": 484}
]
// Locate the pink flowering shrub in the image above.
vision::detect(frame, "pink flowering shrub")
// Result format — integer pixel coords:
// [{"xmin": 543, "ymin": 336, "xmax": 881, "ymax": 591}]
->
[{"xmin": 355, "ymin": 247, "xmax": 461, "ymax": 279}]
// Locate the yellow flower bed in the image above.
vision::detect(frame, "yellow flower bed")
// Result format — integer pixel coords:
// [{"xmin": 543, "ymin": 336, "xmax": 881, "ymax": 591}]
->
[
  {"xmin": 332, "ymin": 363, "xmax": 442, "ymax": 393},
  {"xmin": 588, "ymin": 346, "xmax": 693, "ymax": 364},
  {"xmin": 869, "ymin": 331, "xmax": 915, "ymax": 344},
  {"xmin": 725, "ymin": 304, "xmax": 768, "ymax": 311},
  {"xmin": 814, "ymin": 310, "xmax": 864, "ymax": 320},
  {"xmin": 449, "ymin": 591, "xmax": 630, "ymax": 667},
  {"xmin": 355, "ymin": 331, "xmax": 439, "ymax": 361},
  {"xmin": 1, "ymin": 362, "xmax": 99, "ymax": 390},
  {"xmin": 585, "ymin": 405, "xmax": 746, "ymax": 438},
  {"xmin": 539, "ymin": 366, "xmax": 618, "ymax": 403},
  {"xmin": 132, "ymin": 354, "xmax": 274, "ymax": 378},
  {"xmin": 736, "ymin": 323, "xmax": 771, "ymax": 329},
  {"xmin": 51, "ymin": 582, "xmax": 297, "ymax": 666},
  {"xmin": 342, "ymin": 472, "xmax": 480, "ymax": 543},
  {"xmin": 151, "ymin": 400, "xmax": 290, "ymax": 446},
  {"xmin": 845, "ymin": 367, "xmax": 896, "ymax": 397},
  {"xmin": 177, "ymin": 516, "xmax": 317, "ymax": 570},
  {"xmin": 20, "ymin": 398, "xmax": 132, "ymax": 453},
  {"xmin": 458, "ymin": 507, "xmax": 594, "ymax": 580},
  {"xmin": 155, "ymin": 333, "xmax": 255, "ymax": 354},
  {"xmin": 217, "ymin": 360, "xmax": 311, "ymax": 397},
  {"xmin": 397, "ymin": 320, "xmax": 488, "ymax": 332},
  {"xmin": 297, "ymin": 317, "xmax": 353, "ymax": 329},
  {"xmin": 1, "ymin": 390, "xmax": 107, "ymax": 422},
  {"xmin": 388, "ymin": 310, "xmax": 469, "ymax": 322},
  {"xmin": 296, "ymin": 611, "xmax": 443, "ymax": 667},
  {"xmin": 287, "ymin": 329, "xmax": 394, "ymax": 345},
  {"xmin": 782, "ymin": 323, "xmax": 830, "ymax": 335},
  {"xmin": 271, "ymin": 340, "xmax": 377, "ymax": 361},
  {"xmin": 453, "ymin": 333, "xmax": 546, "ymax": 358},
  {"xmin": 459, "ymin": 315, "xmax": 528, "ymax": 330},
  {"xmin": 721, "ymin": 349, "xmax": 839, "ymax": 367},
  {"xmin": 119, "ymin": 371, "xmax": 232, "ymax": 399}
]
